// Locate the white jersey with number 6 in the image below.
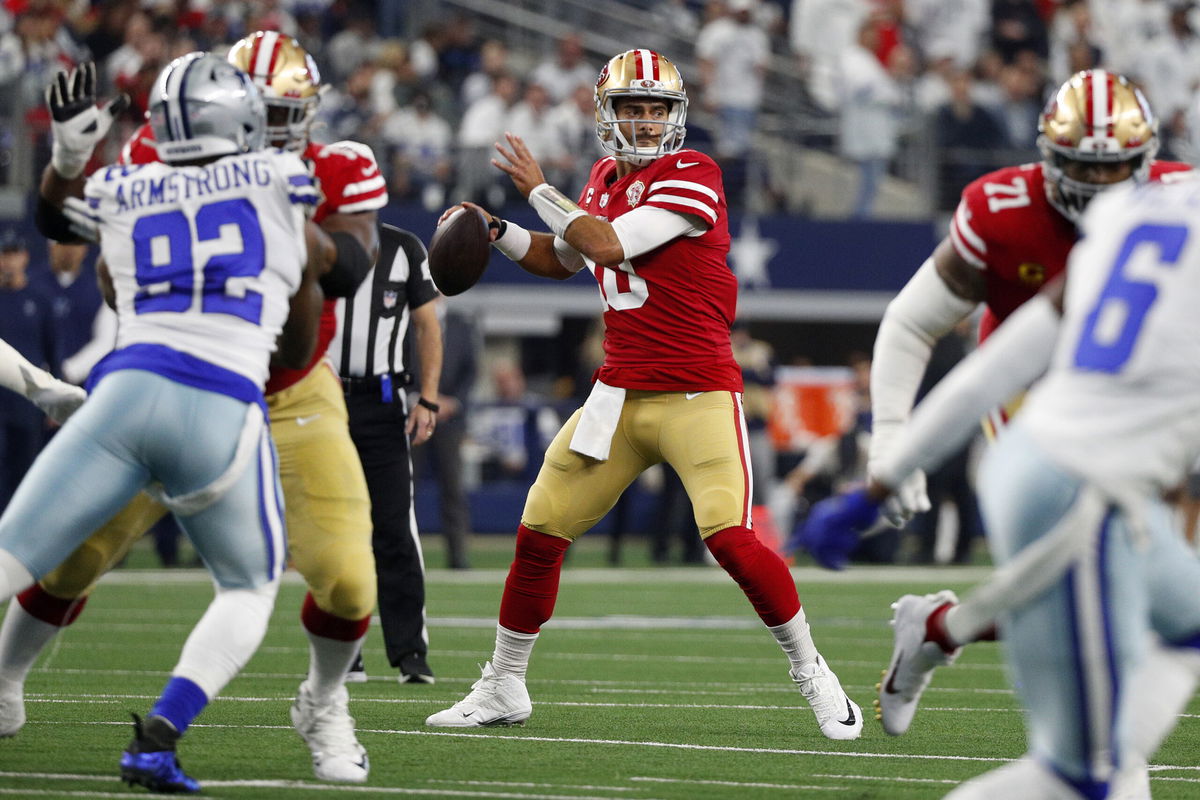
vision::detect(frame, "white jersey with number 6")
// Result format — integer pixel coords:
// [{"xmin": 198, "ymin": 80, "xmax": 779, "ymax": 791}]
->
[
  {"xmin": 84, "ymin": 149, "xmax": 316, "ymax": 390},
  {"xmin": 1020, "ymin": 175, "xmax": 1200, "ymax": 497}
]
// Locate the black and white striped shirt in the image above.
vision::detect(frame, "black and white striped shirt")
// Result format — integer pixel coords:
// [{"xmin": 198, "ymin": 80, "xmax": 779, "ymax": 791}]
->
[{"xmin": 330, "ymin": 223, "xmax": 438, "ymax": 379}]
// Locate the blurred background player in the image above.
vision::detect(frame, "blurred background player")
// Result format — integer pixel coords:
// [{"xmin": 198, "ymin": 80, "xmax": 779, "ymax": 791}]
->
[
  {"xmin": 22, "ymin": 54, "xmax": 322, "ymax": 792},
  {"xmin": 423, "ymin": 49, "xmax": 862, "ymax": 741},
  {"xmin": 844, "ymin": 175, "xmax": 1200, "ymax": 799},
  {"xmin": 809, "ymin": 69, "xmax": 1191, "ymax": 743},
  {"xmin": 0, "ymin": 33, "xmax": 383, "ymax": 784}
]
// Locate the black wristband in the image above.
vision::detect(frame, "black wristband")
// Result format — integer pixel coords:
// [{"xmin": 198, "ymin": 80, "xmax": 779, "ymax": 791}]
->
[
  {"xmin": 417, "ymin": 396, "xmax": 440, "ymax": 413},
  {"xmin": 488, "ymin": 218, "xmax": 508, "ymax": 239}
]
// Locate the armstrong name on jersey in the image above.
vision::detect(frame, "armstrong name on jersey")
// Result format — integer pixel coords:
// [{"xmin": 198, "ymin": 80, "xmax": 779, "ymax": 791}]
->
[{"xmin": 96, "ymin": 158, "xmax": 279, "ymax": 213}]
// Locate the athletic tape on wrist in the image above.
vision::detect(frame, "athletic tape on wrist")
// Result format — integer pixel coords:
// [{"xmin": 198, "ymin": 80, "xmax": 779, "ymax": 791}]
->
[
  {"xmin": 493, "ymin": 219, "xmax": 532, "ymax": 261},
  {"xmin": 529, "ymin": 183, "xmax": 587, "ymax": 238}
]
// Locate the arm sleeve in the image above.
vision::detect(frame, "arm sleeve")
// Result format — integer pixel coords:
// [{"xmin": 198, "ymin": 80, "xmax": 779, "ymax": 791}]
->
[
  {"xmin": 610, "ymin": 205, "xmax": 702, "ymax": 260},
  {"xmin": 868, "ymin": 256, "xmax": 978, "ymax": 464},
  {"xmin": 873, "ymin": 294, "xmax": 1061, "ymax": 488},
  {"xmin": 552, "ymin": 235, "xmax": 587, "ymax": 273}
]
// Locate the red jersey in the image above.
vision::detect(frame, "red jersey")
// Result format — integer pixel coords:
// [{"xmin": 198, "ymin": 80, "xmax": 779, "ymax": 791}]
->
[
  {"xmin": 949, "ymin": 160, "xmax": 1191, "ymax": 341},
  {"xmin": 118, "ymin": 124, "xmax": 389, "ymax": 394},
  {"xmin": 577, "ymin": 150, "xmax": 742, "ymax": 392}
]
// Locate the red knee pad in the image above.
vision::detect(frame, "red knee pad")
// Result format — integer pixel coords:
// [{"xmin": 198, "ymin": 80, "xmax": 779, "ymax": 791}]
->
[
  {"xmin": 301, "ymin": 592, "xmax": 370, "ymax": 641},
  {"xmin": 705, "ymin": 526, "xmax": 800, "ymax": 627},
  {"xmin": 17, "ymin": 584, "xmax": 89, "ymax": 627},
  {"xmin": 498, "ymin": 525, "xmax": 571, "ymax": 634}
]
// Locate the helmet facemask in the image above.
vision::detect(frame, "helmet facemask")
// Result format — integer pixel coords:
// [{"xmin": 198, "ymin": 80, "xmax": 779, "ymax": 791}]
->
[{"xmin": 227, "ymin": 31, "xmax": 322, "ymax": 153}]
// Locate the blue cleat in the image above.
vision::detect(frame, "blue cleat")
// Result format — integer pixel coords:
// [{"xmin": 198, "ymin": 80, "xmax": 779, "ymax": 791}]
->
[{"xmin": 119, "ymin": 714, "xmax": 200, "ymax": 794}]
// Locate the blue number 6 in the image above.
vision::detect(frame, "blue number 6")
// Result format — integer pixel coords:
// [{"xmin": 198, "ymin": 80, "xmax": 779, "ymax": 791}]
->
[
  {"xmin": 1073, "ymin": 223, "xmax": 1188, "ymax": 373},
  {"xmin": 132, "ymin": 198, "xmax": 266, "ymax": 323}
]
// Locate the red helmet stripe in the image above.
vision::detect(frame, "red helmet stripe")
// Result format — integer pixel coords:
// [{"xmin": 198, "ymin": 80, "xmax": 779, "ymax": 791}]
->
[
  {"xmin": 1084, "ymin": 71, "xmax": 1095, "ymax": 133},
  {"xmin": 1105, "ymin": 71, "xmax": 1115, "ymax": 136}
]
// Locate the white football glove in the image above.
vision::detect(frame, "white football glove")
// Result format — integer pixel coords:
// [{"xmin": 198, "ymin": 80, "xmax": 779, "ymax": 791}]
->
[
  {"xmin": 869, "ymin": 420, "xmax": 932, "ymax": 528},
  {"xmin": 20, "ymin": 364, "xmax": 87, "ymax": 424},
  {"xmin": 46, "ymin": 62, "xmax": 129, "ymax": 179}
]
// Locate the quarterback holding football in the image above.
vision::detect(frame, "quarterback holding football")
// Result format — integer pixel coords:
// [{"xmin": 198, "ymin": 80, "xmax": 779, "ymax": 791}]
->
[{"xmin": 424, "ymin": 49, "xmax": 864, "ymax": 741}]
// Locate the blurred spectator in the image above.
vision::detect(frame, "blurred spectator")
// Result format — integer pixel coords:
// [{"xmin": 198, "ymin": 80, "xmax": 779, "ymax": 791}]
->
[
  {"xmin": 0, "ymin": 230, "xmax": 58, "ymax": 512},
  {"xmin": 991, "ymin": 0, "xmax": 1049, "ymax": 64},
  {"xmin": 731, "ymin": 321, "xmax": 776, "ymax": 508},
  {"xmin": 453, "ymin": 71, "xmax": 519, "ymax": 208},
  {"xmin": 546, "ymin": 82, "xmax": 602, "ymax": 199},
  {"xmin": 469, "ymin": 359, "xmax": 558, "ymax": 484},
  {"xmin": 381, "ymin": 89, "xmax": 453, "ymax": 211},
  {"xmin": 697, "ymin": 0, "xmax": 770, "ymax": 165},
  {"xmin": 837, "ymin": 14, "xmax": 909, "ymax": 218},
  {"xmin": 411, "ymin": 298, "xmax": 481, "ymax": 569},
  {"xmin": 933, "ymin": 69, "xmax": 1010, "ymax": 208},
  {"xmin": 530, "ymin": 33, "xmax": 594, "ymax": 104},
  {"xmin": 461, "ymin": 39, "xmax": 509, "ymax": 109},
  {"xmin": 1139, "ymin": 1, "xmax": 1200, "ymax": 160},
  {"xmin": 437, "ymin": 12, "xmax": 481, "ymax": 92},
  {"xmin": 904, "ymin": 0, "xmax": 989, "ymax": 71},
  {"xmin": 508, "ymin": 81, "xmax": 572, "ymax": 193},
  {"xmin": 989, "ymin": 59, "xmax": 1044, "ymax": 149},
  {"xmin": 325, "ymin": 7, "xmax": 377, "ymax": 82},
  {"xmin": 37, "ymin": 242, "xmax": 101, "ymax": 368},
  {"xmin": 319, "ymin": 61, "xmax": 382, "ymax": 145},
  {"xmin": 789, "ymin": 0, "xmax": 869, "ymax": 112},
  {"xmin": 649, "ymin": 0, "xmax": 700, "ymax": 55},
  {"xmin": 1048, "ymin": 0, "xmax": 1104, "ymax": 83}
]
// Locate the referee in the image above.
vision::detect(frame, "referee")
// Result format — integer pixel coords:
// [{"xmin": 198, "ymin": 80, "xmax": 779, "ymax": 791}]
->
[{"xmin": 330, "ymin": 222, "xmax": 442, "ymax": 683}]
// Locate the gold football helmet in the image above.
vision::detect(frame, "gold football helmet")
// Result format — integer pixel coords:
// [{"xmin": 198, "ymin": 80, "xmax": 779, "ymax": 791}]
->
[
  {"xmin": 595, "ymin": 49, "xmax": 688, "ymax": 166},
  {"xmin": 227, "ymin": 31, "xmax": 321, "ymax": 152},
  {"xmin": 1038, "ymin": 69, "xmax": 1158, "ymax": 221}
]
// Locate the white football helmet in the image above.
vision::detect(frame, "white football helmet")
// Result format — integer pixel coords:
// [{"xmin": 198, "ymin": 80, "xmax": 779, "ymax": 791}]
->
[
  {"xmin": 595, "ymin": 49, "xmax": 688, "ymax": 166},
  {"xmin": 1038, "ymin": 69, "xmax": 1159, "ymax": 221},
  {"xmin": 149, "ymin": 52, "xmax": 266, "ymax": 164}
]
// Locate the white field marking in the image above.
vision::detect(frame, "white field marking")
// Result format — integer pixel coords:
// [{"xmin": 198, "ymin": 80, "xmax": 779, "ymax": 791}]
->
[
  {"xmin": 95, "ymin": 565, "xmax": 993, "ymax": 586},
  {"xmin": 423, "ymin": 779, "xmax": 641, "ymax": 792},
  {"xmin": 811, "ymin": 774, "xmax": 960, "ymax": 785},
  {"xmin": 0, "ymin": 791, "xmax": 146, "ymax": 798},
  {"xmin": 629, "ymin": 776, "xmax": 846, "ymax": 792}
]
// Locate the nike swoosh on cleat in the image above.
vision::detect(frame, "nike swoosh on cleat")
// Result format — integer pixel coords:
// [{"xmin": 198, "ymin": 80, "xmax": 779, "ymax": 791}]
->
[
  {"xmin": 883, "ymin": 651, "xmax": 903, "ymax": 695},
  {"xmin": 676, "ymin": 160, "xmax": 699, "ymax": 168},
  {"xmin": 460, "ymin": 710, "xmax": 476, "ymax": 717},
  {"xmin": 838, "ymin": 698, "xmax": 857, "ymax": 726}
]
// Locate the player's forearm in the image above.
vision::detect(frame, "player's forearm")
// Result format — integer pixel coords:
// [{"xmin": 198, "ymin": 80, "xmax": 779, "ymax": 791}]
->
[
  {"xmin": 318, "ymin": 211, "xmax": 378, "ymax": 297},
  {"xmin": 873, "ymin": 294, "xmax": 1062, "ymax": 490},
  {"xmin": 36, "ymin": 165, "xmax": 89, "ymax": 243},
  {"xmin": 561, "ymin": 215, "xmax": 624, "ymax": 266},
  {"xmin": 277, "ymin": 273, "xmax": 323, "ymax": 369}
]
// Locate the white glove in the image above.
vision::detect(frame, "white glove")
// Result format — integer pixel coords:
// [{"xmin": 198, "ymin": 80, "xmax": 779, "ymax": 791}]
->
[
  {"xmin": 20, "ymin": 364, "xmax": 87, "ymax": 424},
  {"xmin": 46, "ymin": 62, "xmax": 128, "ymax": 179},
  {"xmin": 62, "ymin": 196, "xmax": 100, "ymax": 243},
  {"xmin": 869, "ymin": 420, "xmax": 932, "ymax": 528}
]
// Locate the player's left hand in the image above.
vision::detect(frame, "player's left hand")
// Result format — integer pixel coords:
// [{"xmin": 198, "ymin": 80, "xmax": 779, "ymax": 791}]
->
[
  {"xmin": 492, "ymin": 132, "xmax": 546, "ymax": 197},
  {"xmin": 797, "ymin": 488, "xmax": 882, "ymax": 570},
  {"xmin": 45, "ymin": 61, "xmax": 129, "ymax": 179},
  {"xmin": 407, "ymin": 402, "xmax": 436, "ymax": 445}
]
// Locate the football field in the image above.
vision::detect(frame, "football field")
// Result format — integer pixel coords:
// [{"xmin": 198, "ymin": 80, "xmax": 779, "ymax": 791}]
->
[{"xmin": 2, "ymin": 539, "xmax": 1198, "ymax": 799}]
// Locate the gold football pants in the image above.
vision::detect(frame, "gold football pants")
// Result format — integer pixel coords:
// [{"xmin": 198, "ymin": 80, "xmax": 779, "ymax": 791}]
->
[
  {"xmin": 40, "ymin": 363, "xmax": 376, "ymax": 621},
  {"xmin": 522, "ymin": 390, "xmax": 753, "ymax": 541}
]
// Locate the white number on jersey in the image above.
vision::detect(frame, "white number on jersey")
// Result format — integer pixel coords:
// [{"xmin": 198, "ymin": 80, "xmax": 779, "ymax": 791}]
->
[
  {"xmin": 983, "ymin": 176, "xmax": 1032, "ymax": 213},
  {"xmin": 594, "ymin": 260, "xmax": 649, "ymax": 311}
]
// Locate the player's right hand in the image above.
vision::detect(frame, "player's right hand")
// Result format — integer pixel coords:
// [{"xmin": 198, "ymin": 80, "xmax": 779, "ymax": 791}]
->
[
  {"xmin": 797, "ymin": 488, "xmax": 881, "ymax": 570},
  {"xmin": 46, "ymin": 62, "xmax": 129, "ymax": 179}
]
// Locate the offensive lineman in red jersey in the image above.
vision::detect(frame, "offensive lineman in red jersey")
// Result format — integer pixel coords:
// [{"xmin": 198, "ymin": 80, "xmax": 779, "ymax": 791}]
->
[
  {"xmin": 846, "ymin": 70, "xmax": 1191, "ymax": 743},
  {"xmin": 0, "ymin": 34, "xmax": 388, "ymax": 783},
  {"xmin": 423, "ymin": 49, "xmax": 863, "ymax": 740}
]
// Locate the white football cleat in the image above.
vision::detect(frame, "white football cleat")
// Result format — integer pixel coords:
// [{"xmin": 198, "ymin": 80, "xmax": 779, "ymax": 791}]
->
[
  {"xmin": 0, "ymin": 679, "xmax": 25, "ymax": 737},
  {"xmin": 875, "ymin": 590, "xmax": 960, "ymax": 736},
  {"xmin": 290, "ymin": 681, "xmax": 368, "ymax": 783},
  {"xmin": 944, "ymin": 758, "xmax": 1091, "ymax": 799},
  {"xmin": 791, "ymin": 654, "xmax": 863, "ymax": 740},
  {"xmin": 425, "ymin": 662, "xmax": 531, "ymax": 727},
  {"xmin": 1108, "ymin": 763, "xmax": 1151, "ymax": 800}
]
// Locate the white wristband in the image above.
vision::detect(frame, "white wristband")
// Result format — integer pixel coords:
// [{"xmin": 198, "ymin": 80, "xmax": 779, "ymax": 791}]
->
[
  {"xmin": 529, "ymin": 182, "xmax": 587, "ymax": 238},
  {"xmin": 493, "ymin": 220, "xmax": 532, "ymax": 261}
]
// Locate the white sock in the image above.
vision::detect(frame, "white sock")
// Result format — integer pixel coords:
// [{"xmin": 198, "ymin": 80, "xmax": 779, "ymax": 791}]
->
[
  {"xmin": 0, "ymin": 551, "xmax": 33, "ymax": 604},
  {"xmin": 173, "ymin": 582, "xmax": 277, "ymax": 698},
  {"xmin": 491, "ymin": 625, "xmax": 538, "ymax": 681},
  {"xmin": 0, "ymin": 601, "xmax": 60, "ymax": 686},
  {"xmin": 306, "ymin": 630, "xmax": 364, "ymax": 701},
  {"xmin": 943, "ymin": 603, "xmax": 982, "ymax": 648},
  {"xmin": 768, "ymin": 607, "xmax": 819, "ymax": 674}
]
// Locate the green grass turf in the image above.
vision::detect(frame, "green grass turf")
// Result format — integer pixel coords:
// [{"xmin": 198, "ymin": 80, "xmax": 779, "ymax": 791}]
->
[{"xmin": 1, "ymin": 535, "xmax": 1196, "ymax": 799}]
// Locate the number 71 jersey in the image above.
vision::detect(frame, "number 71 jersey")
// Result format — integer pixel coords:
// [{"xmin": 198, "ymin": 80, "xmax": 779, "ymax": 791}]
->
[
  {"xmin": 84, "ymin": 149, "xmax": 315, "ymax": 391},
  {"xmin": 948, "ymin": 160, "xmax": 1191, "ymax": 340}
]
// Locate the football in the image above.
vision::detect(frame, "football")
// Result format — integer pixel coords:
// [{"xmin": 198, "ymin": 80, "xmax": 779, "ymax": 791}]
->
[{"xmin": 428, "ymin": 206, "xmax": 491, "ymax": 296}]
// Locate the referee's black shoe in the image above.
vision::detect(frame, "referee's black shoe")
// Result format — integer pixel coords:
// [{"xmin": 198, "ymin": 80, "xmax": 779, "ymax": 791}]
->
[{"xmin": 398, "ymin": 652, "xmax": 435, "ymax": 685}]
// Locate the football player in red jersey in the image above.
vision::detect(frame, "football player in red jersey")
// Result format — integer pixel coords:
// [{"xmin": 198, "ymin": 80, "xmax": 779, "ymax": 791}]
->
[
  {"xmin": 837, "ymin": 70, "xmax": 1191, "ymax": 745},
  {"xmin": 0, "ymin": 34, "xmax": 387, "ymax": 784},
  {"xmin": 423, "ymin": 49, "xmax": 863, "ymax": 740}
]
